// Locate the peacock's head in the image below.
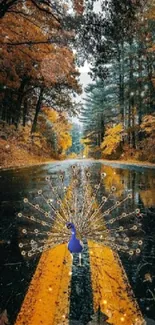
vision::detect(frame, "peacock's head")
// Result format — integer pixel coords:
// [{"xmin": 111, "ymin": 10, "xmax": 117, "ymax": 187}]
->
[{"xmin": 66, "ymin": 222, "xmax": 75, "ymax": 231}]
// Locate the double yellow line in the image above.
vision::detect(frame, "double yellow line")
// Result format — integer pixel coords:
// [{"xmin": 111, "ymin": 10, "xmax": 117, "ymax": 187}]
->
[{"xmin": 15, "ymin": 242, "xmax": 145, "ymax": 325}]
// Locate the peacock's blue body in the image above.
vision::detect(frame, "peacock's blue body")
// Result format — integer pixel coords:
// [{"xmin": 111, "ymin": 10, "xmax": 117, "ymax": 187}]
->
[{"xmin": 66, "ymin": 222, "xmax": 83, "ymax": 254}]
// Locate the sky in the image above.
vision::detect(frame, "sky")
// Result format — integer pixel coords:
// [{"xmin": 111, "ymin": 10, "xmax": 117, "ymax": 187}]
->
[
  {"xmin": 79, "ymin": 61, "xmax": 92, "ymax": 90},
  {"xmin": 76, "ymin": 61, "xmax": 92, "ymax": 103},
  {"xmin": 72, "ymin": 0, "xmax": 103, "ymax": 123},
  {"xmin": 71, "ymin": 62, "xmax": 92, "ymax": 125},
  {"xmin": 78, "ymin": 0, "xmax": 102, "ymax": 93}
]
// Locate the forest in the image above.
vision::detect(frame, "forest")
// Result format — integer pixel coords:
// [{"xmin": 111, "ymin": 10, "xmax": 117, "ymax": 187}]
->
[{"xmin": 0, "ymin": 0, "xmax": 155, "ymax": 168}]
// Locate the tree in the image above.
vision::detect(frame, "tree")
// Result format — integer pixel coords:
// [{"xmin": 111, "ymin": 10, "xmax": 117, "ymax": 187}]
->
[
  {"xmin": 80, "ymin": 77, "xmax": 119, "ymax": 157},
  {"xmin": 101, "ymin": 123, "xmax": 123, "ymax": 157},
  {"xmin": 40, "ymin": 107, "xmax": 72, "ymax": 156},
  {"xmin": 80, "ymin": 0, "xmax": 155, "ymax": 161},
  {"xmin": 67, "ymin": 123, "xmax": 84, "ymax": 155},
  {"xmin": 0, "ymin": 2, "xmax": 81, "ymax": 131},
  {"xmin": 138, "ymin": 114, "xmax": 155, "ymax": 162}
]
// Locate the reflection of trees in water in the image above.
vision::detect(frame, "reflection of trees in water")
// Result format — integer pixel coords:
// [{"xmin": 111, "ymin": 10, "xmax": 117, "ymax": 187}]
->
[
  {"xmin": 139, "ymin": 171, "xmax": 155, "ymax": 208},
  {"xmin": 95, "ymin": 165, "xmax": 155, "ymax": 320},
  {"xmin": 113, "ymin": 167, "xmax": 155, "ymax": 320}
]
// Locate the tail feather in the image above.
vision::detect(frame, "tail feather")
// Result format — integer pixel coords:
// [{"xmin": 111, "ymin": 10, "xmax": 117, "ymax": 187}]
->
[{"xmin": 17, "ymin": 165, "xmax": 143, "ymax": 258}]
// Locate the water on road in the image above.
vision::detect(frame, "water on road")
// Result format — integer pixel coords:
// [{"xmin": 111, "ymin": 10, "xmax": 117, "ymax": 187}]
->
[{"xmin": 0, "ymin": 160, "xmax": 155, "ymax": 324}]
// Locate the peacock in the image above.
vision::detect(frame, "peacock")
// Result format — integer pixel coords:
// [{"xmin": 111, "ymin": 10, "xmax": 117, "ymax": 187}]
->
[
  {"xmin": 17, "ymin": 165, "xmax": 143, "ymax": 264},
  {"xmin": 66, "ymin": 222, "xmax": 83, "ymax": 265}
]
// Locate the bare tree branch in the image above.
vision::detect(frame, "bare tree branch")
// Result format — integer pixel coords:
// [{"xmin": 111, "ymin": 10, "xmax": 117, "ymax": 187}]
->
[
  {"xmin": 0, "ymin": 39, "xmax": 66, "ymax": 46},
  {"xmin": 31, "ymin": 0, "xmax": 62, "ymax": 23},
  {"xmin": 0, "ymin": 0, "xmax": 63, "ymax": 22}
]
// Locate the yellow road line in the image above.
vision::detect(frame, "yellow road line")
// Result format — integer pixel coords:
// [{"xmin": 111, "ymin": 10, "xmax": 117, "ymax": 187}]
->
[
  {"xmin": 15, "ymin": 241, "xmax": 145, "ymax": 325},
  {"xmin": 15, "ymin": 244, "xmax": 72, "ymax": 325},
  {"xmin": 88, "ymin": 241, "xmax": 145, "ymax": 325}
]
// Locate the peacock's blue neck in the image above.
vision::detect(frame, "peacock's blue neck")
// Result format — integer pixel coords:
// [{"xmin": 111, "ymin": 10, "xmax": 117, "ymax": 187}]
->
[
  {"xmin": 71, "ymin": 228, "xmax": 76, "ymax": 239},
  {"xmin": 67, "ymin": 223, "xmax": 83, "ymax": 253},
  {"xmin": 66, "ymin": 222, "xmax": 78, "ymax": 241}
]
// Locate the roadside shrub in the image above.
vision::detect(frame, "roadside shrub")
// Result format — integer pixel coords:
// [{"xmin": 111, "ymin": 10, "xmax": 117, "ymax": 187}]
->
[{"xmin": 138, "ymin": 138, "xmax": 155, "ymax": 163}]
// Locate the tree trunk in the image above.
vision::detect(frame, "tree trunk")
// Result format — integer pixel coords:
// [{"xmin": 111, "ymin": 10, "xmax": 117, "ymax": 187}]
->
[
  {"xmin": 128, "ymin": 41, "xmax": 136, "ymax": 148},
  {"xmin": 128, "ymin": 102, "xmax": 131, "ymax": 146},
  {"xmin": 1, "ymin": 88, "xmax": 13, "ymax": 123},
  {"xmin": 15, "ymin": 77, "xmax": 29, "ymax": 127},
  {"xmin": 100, "ymin": 112, "xmax": 105, "ymax": 144},
  {"xmin": 131, "ymin": 106, "xmax": 136, "ymax": 148},
  {"xmin": 31, "ymin": 87, "xmax": 44, "ymax": 134},
  {"xmin": 147, "ymin": 53, "xmax": 154, "ymax": 114},
  {"xmin": 137, "ymin": 47, "xmax": 143, "ymax": 142},
  {"xmin": 118, "ymin": 42, "xmax": 125, "ymax": 124},
  {"xmin": 23, "ymin": 98, "xmax": 28, "ymax": 127}
]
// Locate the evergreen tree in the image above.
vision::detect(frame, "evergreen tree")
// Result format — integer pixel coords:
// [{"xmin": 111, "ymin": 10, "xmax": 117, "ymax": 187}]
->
[
  {"xmin": 67, "ymin": 123, "xmax": 84, "ymax": 155},
  {"xmin": 81, "ymin": 0, "xmax": 155, "ymax": 160}
]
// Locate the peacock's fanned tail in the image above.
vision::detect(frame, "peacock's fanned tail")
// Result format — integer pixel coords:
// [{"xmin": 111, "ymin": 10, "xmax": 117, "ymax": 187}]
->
[{"xmin": 17, "ymin": 165, "xmax": 143, "ymax": 257}]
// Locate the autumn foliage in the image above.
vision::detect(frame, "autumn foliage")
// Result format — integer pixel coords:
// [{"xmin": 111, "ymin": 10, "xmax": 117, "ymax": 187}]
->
[
  {"xmin": 41, "ymin": 107, "xmax": 72, "ymax": 157},
  {"xmin": 138, "ymin": 114, "xmax": 155, "ymax": 163},
  {"xmin": 0, "ymin": 0, "xmax": 81, "ymax": 165},
  {"xmin": 101, "ymin": 124, "xmax": 123, "ymax": 157}
]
